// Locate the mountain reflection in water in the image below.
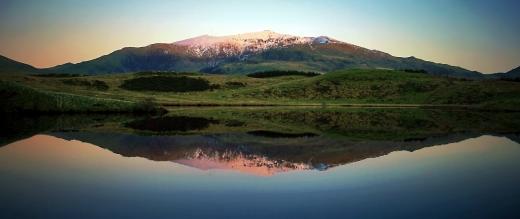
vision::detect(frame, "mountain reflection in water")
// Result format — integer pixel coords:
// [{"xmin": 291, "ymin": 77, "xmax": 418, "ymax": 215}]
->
[
  {"xmin": 2, "ymin": 108, "xmax": 520, "ymax": 176},
  {"xmin": 50, "ymin": 131, "xmax": 495, "ymax": 175},
  {"xmin": 1, "ymin": 108, "xmax": 520, "ymax": 218},
  {"xmin": 1, "ymin": 133, "xmax": 519, "ymax": 219}
]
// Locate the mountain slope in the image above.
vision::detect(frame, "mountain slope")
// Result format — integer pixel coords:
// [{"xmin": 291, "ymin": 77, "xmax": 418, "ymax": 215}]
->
[
  {"xmin": 204, "ymin": 44, "xmax": 481, "ymax": 78},
  {"xmin": 0, "ymin": 55, "xmax": 39, "ymax": 74},
  {"xmin": 487, "ymin": 66, "xmax": 520, "ymax": 79},
  {"xmin": 36, "ymin": 31, "xmax": 481, "ymax": 77},
  {"xmin": 503, "ymin": 66, "xmax": 520, "ymax": 78}
]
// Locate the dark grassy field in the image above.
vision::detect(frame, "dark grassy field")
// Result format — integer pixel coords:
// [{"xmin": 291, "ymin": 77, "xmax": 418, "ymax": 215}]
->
[
  {"xmin": 120, "ymin": 76, "xmax": 213, "ymax": 92},
  {"xmin": 1, "ymin": 69, "xmax": 519, "ymax": 111},
  {"xmin": 242, "ymin": 69, "xmax": 520, "ymax": 110},
  {"xmin": 0, "ymin": 81, "xmax": 164, "ymax": 113}
]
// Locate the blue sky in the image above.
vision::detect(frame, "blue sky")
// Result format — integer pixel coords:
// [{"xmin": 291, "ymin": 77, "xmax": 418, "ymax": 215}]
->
[{"xmin": 0, "ymin": 0, "xmax": 519, "ymax": 73}]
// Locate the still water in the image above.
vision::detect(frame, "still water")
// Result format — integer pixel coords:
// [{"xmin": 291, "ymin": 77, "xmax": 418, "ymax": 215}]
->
[{"xmin": 1, "ymin": 108, "xmax": 519, "ymax": 218}]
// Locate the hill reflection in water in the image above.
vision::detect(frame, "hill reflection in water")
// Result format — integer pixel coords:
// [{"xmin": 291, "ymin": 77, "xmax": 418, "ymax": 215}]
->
[
  {"xmin": 2, "ymin": 107, "xmax": 519, "ymax": 176},
  {"xmin": 2, "ymin": 108, "xmax": 520, "ymax": 218}
]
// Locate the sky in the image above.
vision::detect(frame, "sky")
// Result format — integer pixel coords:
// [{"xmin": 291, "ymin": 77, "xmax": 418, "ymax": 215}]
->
[{"xmin": 0, "ymin": 0, "xmax": 519, "ymax": 73}]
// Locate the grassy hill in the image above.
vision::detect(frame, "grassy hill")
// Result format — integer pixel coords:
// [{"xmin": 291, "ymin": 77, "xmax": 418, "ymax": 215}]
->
[
  {"xmin": 1, "ymin": 69, "xmax": 519, "ymax": 111},
  {"xmin": 0, "ymin": 81, "xmax": 164, "ymax": 113},
  {"xmin": 241, "ymin": 69, "xmax": 520, "ymax": 107}
]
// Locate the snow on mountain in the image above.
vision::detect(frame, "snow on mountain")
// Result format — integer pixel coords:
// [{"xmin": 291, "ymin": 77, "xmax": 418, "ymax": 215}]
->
[
  {"xmin": 174, "ymin": 147, "xmax": 314, "ymax": 176},
  {"xmin": 173, "ymin": 30, "xmax": 338, "ymax": 57}
]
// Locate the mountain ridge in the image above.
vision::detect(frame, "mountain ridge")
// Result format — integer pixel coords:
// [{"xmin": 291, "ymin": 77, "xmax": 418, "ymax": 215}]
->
[
  {"xmin": 486, "ymin": 65, "xmax": 520, "ymax": 79},
  {"xmin": 0, "ymin": 31, "xmax": 510, "ymax": 78},
  {"xmin": 503, "ymin": 66, "xmax": 520, "ymax": 78},
  {"xmin": 0, "ymin": 55, "xmax": 40, "ymax": 74}
]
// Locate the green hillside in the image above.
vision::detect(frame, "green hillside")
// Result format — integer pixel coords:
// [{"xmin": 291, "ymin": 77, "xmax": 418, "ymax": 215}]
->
[
  {"xmin": 1, "ymin": 69, "xmax": 519, "ymax": 111},
  {"xmin": 242, "ymin": 69, "xmax": 520, "ymax": 107},
  {"xmin": 0, "ymin": 81, "xmax": 164, "ymax": 113}
]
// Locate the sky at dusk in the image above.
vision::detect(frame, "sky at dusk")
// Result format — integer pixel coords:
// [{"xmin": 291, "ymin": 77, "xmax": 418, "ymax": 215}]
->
[{"xmin": 0, "ymin": 0, "xmax": 519, "ymax": 73}]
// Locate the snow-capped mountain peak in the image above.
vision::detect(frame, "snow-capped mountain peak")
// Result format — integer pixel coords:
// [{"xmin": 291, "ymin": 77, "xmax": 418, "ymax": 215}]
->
[{"xmin": 173, "ymin": 30, "xmax": 338, "ymax": 57}]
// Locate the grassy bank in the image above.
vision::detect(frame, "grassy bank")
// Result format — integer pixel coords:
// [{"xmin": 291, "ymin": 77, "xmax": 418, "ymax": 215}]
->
[
  {"xmin": 0, "ymin": 81, "xmax": 164, "ymax": 113},
  {"xmin": 1, "ymin": 69, "xmax": 519, "ymax": 111},
  {"xmin": 240, "ymin": 69, "xmax": 520, "ymax": 108}
]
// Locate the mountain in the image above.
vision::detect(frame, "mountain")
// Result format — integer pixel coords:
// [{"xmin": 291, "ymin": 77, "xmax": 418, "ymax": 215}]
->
[
  {"xmin": 496, "ymin": 66, "xmax": 520, "ymax": 79},
  {"xmin": 0, "ymin": 55, "xmax": 39, "ymax": 74},
  {"xmin": 509, "ymin": 66, "xmax": 520, "ymax": 74},
  {"xmin": 40, "ymin": 30, "xmax": 483, "ymax": 77},
  {"xmin": 508, "ymin": 66, "xmax": 520, "ymax": 77}
]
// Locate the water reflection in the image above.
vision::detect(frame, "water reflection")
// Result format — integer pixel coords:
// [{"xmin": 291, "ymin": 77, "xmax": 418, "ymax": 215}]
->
[
  {"xmin": 247, "ymin": 130, "xmax": 318, "ymax": 138},
  {"xmin": 51, "ymin": 131, "xmax": 492, "ymax": 175},
  {"xmin": 0, "ymin": 108, "xmax": 520, "ymax": 218},
  {"xmin": 1, "ymin": 108, "xmax": 520, "ymax": 176},
  {"xmin": 126, "ymin": 116, "xmax": 219, "ymax": 132},
  {"xmin": 1, "ymin": 108, "xmax": 520, "ymax": 218},
  {"xmin": 1, "ymin": 134, "xmax": 519, "ymax": 218}
]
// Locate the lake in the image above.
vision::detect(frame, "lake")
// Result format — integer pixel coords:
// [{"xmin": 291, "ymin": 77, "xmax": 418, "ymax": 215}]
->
[{"xmin": 1, "ymin": 107, "xmax": 519, "ymax": 218}]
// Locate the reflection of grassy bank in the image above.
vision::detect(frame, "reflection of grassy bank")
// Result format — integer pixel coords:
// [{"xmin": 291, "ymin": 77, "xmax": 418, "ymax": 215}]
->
[
  {"xmin": 165, "ymin": 107, "xmax": 520, "ymax": 140},
  {"xmin": 126, "ymin": 116, "xmax": 219, "ymax": 132},
  {"xmin": 2, "ymin": 107, "xmax": 520, "ymax": 147},
  {"xmin": 0, "ymin": 114, "xmax": 142, "ymax": 146},
  {"xmin": 4, "ymin": 107, "xmax": 516, "ymax": 171}
]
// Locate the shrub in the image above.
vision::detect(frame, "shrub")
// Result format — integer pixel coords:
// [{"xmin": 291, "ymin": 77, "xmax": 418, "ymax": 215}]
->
[
  {"xmin": 135, "ymin": 71, "xmax": 201, "ymax": 76},
  {"xmin": 398, "ymin": 81, "xmax": 437, "ymax": 92},
  {"xmin": 91, "ymin": 80, "xmax": 109, "ymax": 90},
  {"xmin": 133, "ymin": 97, "xmax": 166, "ymax": 113},
  {"xmin": 225, "ymin": 81, "xmax": 246, "ymax": 89},
  {"xmin": 120, "ymin": 76, "xmax": 212, "ymax": 92},
  {"xmin": 247, "ymin": 70, "xmax": 320, "ymax": 78},
  {"xmin": 401, "ymin": 69, "xmax": 428, "ymax": 74},
  {"xmin": 61, "ymin": 79, "xmax": 109, "ymax": 91}
]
